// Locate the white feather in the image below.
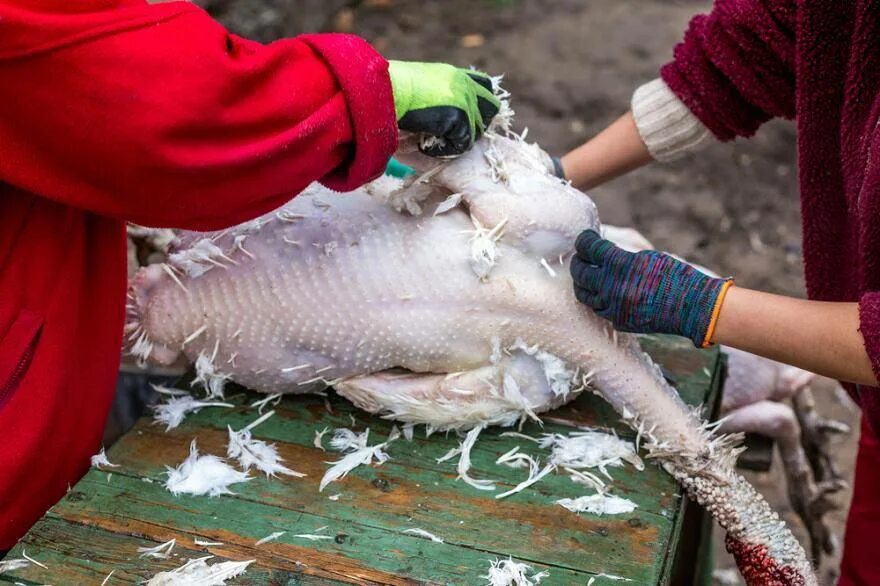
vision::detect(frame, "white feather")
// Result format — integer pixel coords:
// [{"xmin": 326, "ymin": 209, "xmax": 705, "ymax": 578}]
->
[
  {"xmin": 254, "ymin": 531, "xmax": 285, "ymax": 546},
  {"xmin": 496, "ymin": 464, "xmax": 555, "ymax": 500},
  {"xmin": 226, "ymin": 411, "xmax": 305, "ymax": 478},
  {"xmin": 168, "ymin": 239, "xmax": 231, "ymax": 278},
  {"xmin": 90, "ymin": 447, "xmax": 118, "ymax": 469},
  {"xmin": 137, "ymin": 539, "xmax": 176, "ymax": 559},
  {"xmin": 456, "ymin": 425, "xmax": 496, "ymax": 491},
  {"xmin": 433, "ymin": 192, "xmax": 463, "ymax": 216},
  {"xmin": 556, "ymin": 494, "xmax": 637, "ymax": 516},
  {"xmin": 319, "ymin": 428, "xmax": 395, "ymax": 492},
  {"xmin": 152, "ymin": 396, "xmax": 233, "ymax": 431},
  {"xmin": 403, "ymin": 528, "xmax": 444, "ymax": 543},
  {"xmin": 292, "ymin": 534, "xmax": 334, "ymax": 541},
  {"xmin": 193, "ymin": 347, "xmax": 231, "ymax": 399},
  {"xmin": 313, "ymin": 427, "xmax": 329, "ymax": 450}
]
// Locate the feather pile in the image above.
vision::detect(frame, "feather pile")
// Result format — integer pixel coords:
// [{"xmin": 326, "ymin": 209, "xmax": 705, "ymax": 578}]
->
[
  {"xmin": 165, "ymin": 440, "xmax": 250, "ymax": 497},
  {"xmin": 540, "ymin": 430, "xmax": 643, "ymax": 478},
  {"xmin": 483, "ymin": 557, "xmax": 549, "ymax": 586},
  {"xmin": 0, "ymin": 558, "xmax": 30, "ymax": 573},
  {"xmin": 556, "ymin": 494, "xmax": 637, "ymax": 516},
  {"xmin": 146, "ymin": 556, "xmax": 253, "ymax": 586}
]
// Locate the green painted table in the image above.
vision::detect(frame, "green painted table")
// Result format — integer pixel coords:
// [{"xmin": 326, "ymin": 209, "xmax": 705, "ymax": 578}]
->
[{"xmin": 2, "ymin": 335, "xmax": 724, "ymax": 585}]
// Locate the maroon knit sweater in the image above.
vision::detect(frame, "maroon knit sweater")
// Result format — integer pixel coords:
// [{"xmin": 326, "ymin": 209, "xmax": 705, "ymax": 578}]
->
[{"xmin": 660, "ymin": 0, "xmax": 880, "ymax": 425}]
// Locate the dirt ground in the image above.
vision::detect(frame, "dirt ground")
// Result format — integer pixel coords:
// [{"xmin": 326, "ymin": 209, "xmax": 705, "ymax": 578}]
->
[{"xmin": 197, "ymin": 0, "xmax": 862, "ymax": 582}]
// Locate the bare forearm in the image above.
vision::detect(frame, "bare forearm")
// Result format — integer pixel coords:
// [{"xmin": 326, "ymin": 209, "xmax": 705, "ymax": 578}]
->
[
  {"xmin": 711, "ymin": 287, "xmax": 877, "ymax": 386},
  {"xmin": 560, "ymin": 112, "xmax": 653, "ymax": 190}
]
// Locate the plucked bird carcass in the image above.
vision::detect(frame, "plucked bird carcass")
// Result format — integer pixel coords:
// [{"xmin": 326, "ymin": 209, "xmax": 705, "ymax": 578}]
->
[{"xmin": 128, "ymin": 131, "xmax": 817, "ymax": 585}]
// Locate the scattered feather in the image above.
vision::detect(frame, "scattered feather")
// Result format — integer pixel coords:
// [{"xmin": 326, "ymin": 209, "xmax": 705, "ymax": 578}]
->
[
  {"xmin": 457, "ymin": 425, "xmax": 496, "ymax": 491},
  {"xmin": 469, "ymin": 217, "xmax": 506, "ymax": 280},
  {"xmin": 251, "ymin": 393, "xmax": 282, "ymax": 413},
  {"xmin": 193, "ymin": 344, "xmax": 231, "ymax": 399},
  {"xmin": 152, "ymin": 395, "xmax": 233, "ymax": 431},
  {"xmin": 194, "ymin": 538, "xmax": 224, "ymax": 547},
  {"xmin": 227, "ymin": 411, "xmax": 305, "ymax": 478},
  {"xmin": 328, "ymin": 493, "xmax": 341, "ymax": 501},
  {"xmin": 319, "ymin": 428, "xmax": 395, "ymax": 491},
  {"xmin": 564, "ymin": 467, "xmax": 607, "ymax": 492},
  {"xmin": 556, "ymin": 494, "xmax": 637, "ymax": 516},
  {"xmin": 138, "ymin": 539, "xmax": 176, "ymax": 559},
  {"xmin": 496, "ymin": 463, "xmax": 555, "ymax": 500},
  {"xmin": 588, "ymin": 574, "xmax": 633, "ymax": 584},
  {"xmin": 314, "ymin": 427, "xmax": 329, "ymax": 450},
  {"xmin": 483, "ymin": 557, "xmax": 549, "ymax": 585},
  {"xmin": 151, "ymin": 385, "xmax": 190, "ymax": 397},
  {"xmin": 433, "ymin": 192, "xmax": 463, "ymax": 216},
  {"xmin": 165, "ymin": 440, "xmax": 250, "ymax": 497},
  {"xmin": 292, "ymin": 534, "xmax": 334, "ymax": 541},
  {"xmin": 539, "ymin": 258, "xmax": 557, "ymax": 277},
  {"xmin": 436, "ymin": 446, "xmax": 462, "ymax": 463},
  {"xmin": 254, "ymin": 532, "xmax": 285, "ymax": 546},
  {"xmin": 403, "ymin": 528, "xmax": 444, "ymax": 543},
  {"xmin": 91, "ymin": 446, "xmax": 118, "ymax": 469},
  {"xmin": 20, "ymin": 550, "xmax": 47, "ymax": 570},
  {"xmin": 168, "ymin": 238, "xmax": 232, "ymax": 278},
  {"xmin": 101, "ymin": 570, "xmax": 115, "ymax": 585},
  {"xmin": 499, "ymin": 432, "xmax": 540, "ymax": 443},
  {"xmin": 146, "ymin": 556, "xmax": 253, "ymax": 586}
]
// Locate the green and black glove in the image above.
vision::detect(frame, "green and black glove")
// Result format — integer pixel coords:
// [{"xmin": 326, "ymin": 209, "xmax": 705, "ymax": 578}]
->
[{"xmin": 389, "ymin": 60, "xmax": 500, "ymax": 157}]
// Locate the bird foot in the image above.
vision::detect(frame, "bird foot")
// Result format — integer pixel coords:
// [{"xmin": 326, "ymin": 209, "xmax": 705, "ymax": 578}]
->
[
  {"xmin": 786, "ymin": 465, "xmax": 847, "ymax": 564},
  {"xmin": 793, "ymin": 386, "xmax": 851, "ymax": 485}
]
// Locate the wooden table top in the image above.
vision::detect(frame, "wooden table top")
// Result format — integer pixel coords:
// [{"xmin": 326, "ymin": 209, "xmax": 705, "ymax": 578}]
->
[{"xmin": 2, "ymin": 335, "xmax": 722, "ymax": 585}]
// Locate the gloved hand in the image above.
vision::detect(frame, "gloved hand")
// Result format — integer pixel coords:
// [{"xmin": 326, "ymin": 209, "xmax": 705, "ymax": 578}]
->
[
  {"xmin": 388, "ymin": 60, "xmax": 500, "ymax": 157},
  {"xmin": 570, "ymin": 229, "xmax": 733, "ymax": 347}
]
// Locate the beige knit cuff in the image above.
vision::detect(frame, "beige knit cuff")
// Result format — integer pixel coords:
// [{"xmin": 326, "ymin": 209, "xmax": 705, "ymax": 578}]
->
[{"xmin": 631, "ymin": 78, "xmax": 714, "ymax": 162}]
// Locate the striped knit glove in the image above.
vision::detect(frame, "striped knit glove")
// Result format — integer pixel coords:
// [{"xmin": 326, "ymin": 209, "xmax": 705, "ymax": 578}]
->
[{"xmin": 570, "ymin": 230, "xmax": 733, "ymax": 347}]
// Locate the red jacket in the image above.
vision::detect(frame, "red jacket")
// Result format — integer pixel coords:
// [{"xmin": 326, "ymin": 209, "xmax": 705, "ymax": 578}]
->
[
  {"xmin": 0, "ymin": 0, "xmax": 396, "ymax": 547},
  {"xmin": 660, "ymin": 0, "xmax": 880, "ymax": 425}
]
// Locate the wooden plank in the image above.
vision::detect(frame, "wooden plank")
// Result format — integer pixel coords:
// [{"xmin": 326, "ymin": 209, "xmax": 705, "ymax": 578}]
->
[
  {"xmin": 2, "ymin": 335, "xmax": 721, "ymax": 585},
  {"xmin": 3, "ymin": 516, "xmax": 343, "ymax": 585},
  {"xmin": 659, "ymin": 352, "xmax": 726, "ymax": 584}
]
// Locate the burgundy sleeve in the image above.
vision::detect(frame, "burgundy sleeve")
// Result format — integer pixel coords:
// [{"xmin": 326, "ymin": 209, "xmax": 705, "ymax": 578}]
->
[
  {"xmin": 859, "ymin": 292, "xmax": 880, "ymax": 382},
  {"xmin": 0, "ymin": 2, "xmax": 397, "ymax": 231},
  {"xmin": 660, "ymin": 0, "xmax": 797, "ymax": 141}
]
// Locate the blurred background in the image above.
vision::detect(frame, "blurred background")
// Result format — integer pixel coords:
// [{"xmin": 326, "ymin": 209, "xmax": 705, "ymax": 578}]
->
[{"xmin": 167, "ymin": 0, "xmax": 861, "ymax": 582}]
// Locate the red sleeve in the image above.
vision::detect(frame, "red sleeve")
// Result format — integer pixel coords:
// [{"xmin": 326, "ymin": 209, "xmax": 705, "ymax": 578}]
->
[
  {"xmin": 0, "ymin": 1, "xmax": 397, "ymax": 231},
  {"xmin": 659, "ymin": 0, "xmax": 797, "ymax": 141},
  {"xmin": 859, "ymin": 292, "xmax": 880, "ymax": 383}
]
